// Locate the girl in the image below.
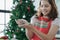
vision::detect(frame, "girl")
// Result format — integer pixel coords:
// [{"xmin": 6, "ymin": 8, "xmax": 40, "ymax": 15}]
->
[{"xmin": 16, "ymin": 0, "xmax": 60, "ymax": 40}]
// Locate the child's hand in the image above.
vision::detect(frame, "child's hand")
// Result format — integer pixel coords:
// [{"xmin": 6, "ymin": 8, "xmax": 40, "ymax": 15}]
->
[
  {"xmin": 15, "ymin": 19, "xmax": 29, "ymax": 28},
  {"xmin": 15, "ymin": 19, "xmax": 23, "ymax": 25}
]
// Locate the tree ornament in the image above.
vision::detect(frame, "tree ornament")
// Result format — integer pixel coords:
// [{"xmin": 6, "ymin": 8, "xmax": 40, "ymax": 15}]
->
[
  {"xmin": 20, "ymin": 0, "xmax": 22, "ymax": 4},
  {"xmin": 23, "ymin": 15, "xmax": 26, "ymax": 18},
  {"xmin": 25, "ymin": 0, "xmax": 28, "ymax": 3},
  {"xmin": 21, "ymin": 28, "xmax": 24, "ymax": 31},
  {"xmin": 13, "ymin": 34, "xmax": 16, "ymax": 38},
  {"xmin": 27, "ymin": 7, "xmax": 30, "ymax": 12},
  {"xmin": 5, "ymin": 31, "xmax": 7, "ymax": 33}
]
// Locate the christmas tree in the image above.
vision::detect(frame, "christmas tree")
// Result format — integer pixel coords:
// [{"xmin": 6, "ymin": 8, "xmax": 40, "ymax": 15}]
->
[{"xmin": 5, "ymin": 0, "xmax": 36, "ymax": 40}]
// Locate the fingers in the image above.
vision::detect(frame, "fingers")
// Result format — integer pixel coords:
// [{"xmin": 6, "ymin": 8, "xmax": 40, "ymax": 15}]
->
[
  {"xmin": 15, "ymin": 19, "xmax": 30, "ymax": 28},
  {"xmin": 20, "ymin": 19, "xmax": 29, "ymax": 24},
  {"xmin": 18, "ymin": 25, "xmax": 24, "ymax": 27},
  {"xmin": 15, "ymin": 19, "xmax": 23, "ymax": 25},
  {"xmin": 15, "ymin": 19, "xmax": 29, "ymax": 26}
]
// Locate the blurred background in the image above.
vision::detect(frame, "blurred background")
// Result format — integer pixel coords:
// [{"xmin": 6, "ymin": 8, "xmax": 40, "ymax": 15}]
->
[{"xmin": 0, "ymin": 0, "xmax": 60, "ymax": 40}]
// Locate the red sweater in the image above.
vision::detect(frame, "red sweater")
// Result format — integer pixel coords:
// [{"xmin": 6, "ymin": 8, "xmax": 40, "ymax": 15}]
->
[{"xmin": 31, "ymin": 16, "xmax": 56, "ymax": 40}]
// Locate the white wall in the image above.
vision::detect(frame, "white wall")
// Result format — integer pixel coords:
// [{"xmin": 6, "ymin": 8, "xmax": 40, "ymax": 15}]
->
[
  {"xmin": 33, "ymin": 0, "xmax": 40, "ymax": 10},
  {"xmin": 55, "ymin": 0, "xmax": 60, "ymax": 18}
]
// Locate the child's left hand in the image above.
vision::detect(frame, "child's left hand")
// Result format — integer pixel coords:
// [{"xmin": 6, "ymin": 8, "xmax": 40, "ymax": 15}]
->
[{"xmin": 15, "ymin": 19, "xmax": 30, "ymax": 28}]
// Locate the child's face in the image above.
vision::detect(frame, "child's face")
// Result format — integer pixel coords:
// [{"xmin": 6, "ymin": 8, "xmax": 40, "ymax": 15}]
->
[{"xmin": 40, "ymin": 0, "xmax": 51, "ymax": 16}]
